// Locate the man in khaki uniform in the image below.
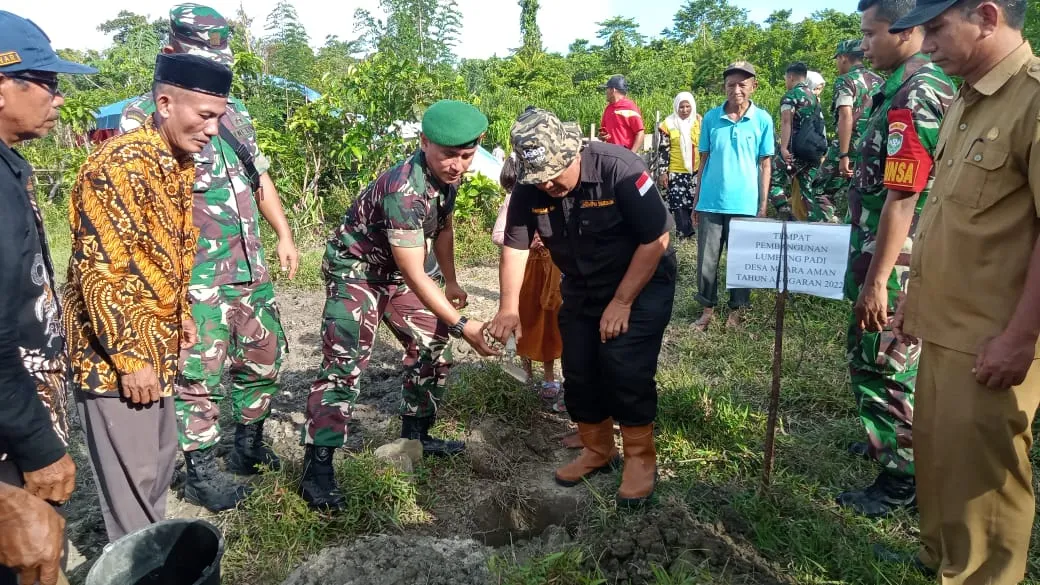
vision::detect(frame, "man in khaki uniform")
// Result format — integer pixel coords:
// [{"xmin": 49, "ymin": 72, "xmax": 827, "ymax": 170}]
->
[{"xmin": 891, "ymin": 0, "xmax": 1040, "ymax": 582}]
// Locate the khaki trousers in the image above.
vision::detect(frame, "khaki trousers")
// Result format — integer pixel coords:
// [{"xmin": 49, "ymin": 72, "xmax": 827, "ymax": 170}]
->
[{"xmin": 915, "ymin": 341, "xmax": 1040, "ymax": 584}]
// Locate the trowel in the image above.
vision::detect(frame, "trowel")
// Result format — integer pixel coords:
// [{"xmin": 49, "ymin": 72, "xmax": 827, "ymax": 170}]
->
[{"xmin": 500, "ymin": 335, "xmax": 529, "ymax": 384}]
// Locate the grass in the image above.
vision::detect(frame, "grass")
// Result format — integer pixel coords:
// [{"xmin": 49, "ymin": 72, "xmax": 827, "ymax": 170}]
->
[
  {"xmin": 219, "ymin": 454, "xmax": 429, "ymax": 584},
  {"xmin": 488, "ymin": 550, "xmax": 606, "ymax": 585},
  {"xmin": 40, "ymin": 197, "xmax": 1040, "ymax": 584}
]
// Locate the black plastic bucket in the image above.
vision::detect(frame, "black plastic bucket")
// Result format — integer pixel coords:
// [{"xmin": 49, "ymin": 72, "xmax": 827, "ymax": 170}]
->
[{"xmin": 85, "ymin": 519, "xmax": 225, "ymax": 585}]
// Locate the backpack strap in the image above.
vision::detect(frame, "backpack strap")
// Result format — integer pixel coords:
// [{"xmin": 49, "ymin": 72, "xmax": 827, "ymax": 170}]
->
[{"xmin": 218, "ymin": 119, "xmax": 262, "ymax": 193}]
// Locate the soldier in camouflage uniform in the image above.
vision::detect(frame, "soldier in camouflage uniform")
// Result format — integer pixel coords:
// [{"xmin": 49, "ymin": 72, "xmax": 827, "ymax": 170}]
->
[
  {"xmin": 835, "ymin": 0, "xmax": 954, "ymax": 518},
  {"xmin": 299, "ymin": 100, "xmax": 498, "ymax": 512},
  {"xmin": 118, "ymin": 3, "xmax": 297, "ymax": 513},
  {"xmin": 769, "ymin": 62, "xmax": 834, "ymax": 222},
  {"xmin": 812, "ymin": 40, "xmax": 884, "ymax": 219}
]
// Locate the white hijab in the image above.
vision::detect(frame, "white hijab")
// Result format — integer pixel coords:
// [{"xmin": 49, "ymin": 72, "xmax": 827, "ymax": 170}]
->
[
  {"xmin": 807, "ymin": 71, "xmax": 825, "ymax": 92},
  {"xmin": 665, "ymin": 91, "xmax": 696, "ymax": 173}
]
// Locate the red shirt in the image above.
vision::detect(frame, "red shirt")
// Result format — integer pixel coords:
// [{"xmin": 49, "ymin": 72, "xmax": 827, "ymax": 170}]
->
[{"xmin": 600, "ymin": 97, "xmax": 644, "ymax": 149}]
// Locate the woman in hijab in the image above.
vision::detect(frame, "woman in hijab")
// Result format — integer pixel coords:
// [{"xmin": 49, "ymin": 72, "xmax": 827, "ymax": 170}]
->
[
  {"xmin": 807, "ymin": 70, "xmax": 826, "ymax": 98},
  {"xmin": 657, "ymin": 91, "xmax": 701, "ymax": 239}
]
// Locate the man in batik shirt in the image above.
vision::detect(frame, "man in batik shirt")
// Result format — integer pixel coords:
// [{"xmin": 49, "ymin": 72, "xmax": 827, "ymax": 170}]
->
[{"xmin": 65, "ymin": 53, "xmax": 231, "ymax": 542}]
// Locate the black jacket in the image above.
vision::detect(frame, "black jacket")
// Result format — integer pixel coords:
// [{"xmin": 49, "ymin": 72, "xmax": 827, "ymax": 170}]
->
[{"xmin": 0, "ymin": 139, "xmax": 66, "ymax": 472}]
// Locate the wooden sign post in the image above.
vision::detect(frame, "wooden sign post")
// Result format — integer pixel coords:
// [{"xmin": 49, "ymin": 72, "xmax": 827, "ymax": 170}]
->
[{"xmin": 725, "ymin": 219, "xmax": 852, "ymax": 489}]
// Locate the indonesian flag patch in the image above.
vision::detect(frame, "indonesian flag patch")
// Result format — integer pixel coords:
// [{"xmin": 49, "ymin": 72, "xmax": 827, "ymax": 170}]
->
[
  {"xmin": 883, "ymin": 108, "xmax": 933, "ymax": 193},
  {"xmin": 635, "ymin": 171, "xmax": 653, "ymax": 196}
]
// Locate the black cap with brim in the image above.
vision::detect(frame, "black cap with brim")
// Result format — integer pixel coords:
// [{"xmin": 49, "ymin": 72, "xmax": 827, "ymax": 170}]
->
[
  {"xmin": 598, "ymin": 74, "xmax": 627, "ymax": 91},
  {"xmin": 889, "ymin": 0, "xmax": 958, "ymax": 33}
]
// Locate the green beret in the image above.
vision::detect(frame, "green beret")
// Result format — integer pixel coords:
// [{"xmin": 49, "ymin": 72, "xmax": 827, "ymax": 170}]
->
[{"xmin": 421, "ymin": 100, "xmax": 488, "ymax": 147}]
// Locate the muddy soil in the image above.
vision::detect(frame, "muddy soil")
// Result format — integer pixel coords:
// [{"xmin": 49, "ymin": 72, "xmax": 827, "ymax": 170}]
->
[{"xmin": 62, "ymin": 264, "xmax": 786, "ymax": 585}]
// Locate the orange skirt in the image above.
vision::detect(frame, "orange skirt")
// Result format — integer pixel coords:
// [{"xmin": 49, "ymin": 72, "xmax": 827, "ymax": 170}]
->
[{"xmin": 517, "ymin": 248, "xmax": 563, "ymax": 363}]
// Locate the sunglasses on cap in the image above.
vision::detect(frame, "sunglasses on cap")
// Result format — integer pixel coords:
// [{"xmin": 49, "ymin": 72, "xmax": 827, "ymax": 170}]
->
[{"xmin": 4, "ymin": 71, "xmax": 61, "ymax": 97}]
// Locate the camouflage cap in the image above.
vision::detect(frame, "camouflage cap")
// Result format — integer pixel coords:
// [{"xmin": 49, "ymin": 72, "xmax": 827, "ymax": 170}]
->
[
  {"xmin": 834, "ymin": 38, "xmax": 864, "ymax": 57},
  {"xmin": 169, "ymin": 3, "xmax": 233, "ymax": 67},
  {"xmin": 510, "ymin": 108, "xmax": 582, "ymax": 185}
]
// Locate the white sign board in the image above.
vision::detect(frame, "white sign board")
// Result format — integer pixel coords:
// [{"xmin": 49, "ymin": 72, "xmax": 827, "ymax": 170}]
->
[{"xmin": 725, "ymin": 219, "xmax": 852, "ymax": 300}]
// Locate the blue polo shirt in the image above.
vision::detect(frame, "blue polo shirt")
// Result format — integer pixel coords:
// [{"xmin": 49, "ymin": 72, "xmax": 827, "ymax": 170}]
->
[{"xmin": 697, "ymin": 102, "xmax": 774, "ymax": 216}]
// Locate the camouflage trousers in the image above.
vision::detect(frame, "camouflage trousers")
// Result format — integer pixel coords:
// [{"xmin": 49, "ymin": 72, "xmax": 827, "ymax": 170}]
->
[
  {"xmin": 769, "ymin": 154, "xmax": 833, "ymax": 222},
  {"xmin": 813, "ymin": 144, "xmax": 852, "ymax": 220},
  {"xmin": 847, "ymin": 312, "xmax": 919, "ymax": 477},
  {"xmin": 301, "ymin": 281, "xmax": 451, "ymax": 448},
  {"xmin": 175, "ymin": 281, "xmax": 287, "ymax": 451}
]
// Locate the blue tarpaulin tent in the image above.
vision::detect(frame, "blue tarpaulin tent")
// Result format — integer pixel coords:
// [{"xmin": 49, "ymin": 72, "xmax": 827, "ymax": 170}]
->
[
  {"xmin": 91, "ymin": 75, "xmax": 322, "ymax": 133},
  {"xmin": 93, "ymin": 97, "xmax": 138, "ymax": 132}
]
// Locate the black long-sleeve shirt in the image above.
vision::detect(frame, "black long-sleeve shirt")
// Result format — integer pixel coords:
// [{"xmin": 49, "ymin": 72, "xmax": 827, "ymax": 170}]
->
[{"xmin": 0, "ymin": 139, "xmax": 66, "ymax": 472}]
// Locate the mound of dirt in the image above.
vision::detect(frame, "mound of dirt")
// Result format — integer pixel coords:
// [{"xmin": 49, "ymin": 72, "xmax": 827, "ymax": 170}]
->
[
  {"xmin": 279, "ymin": 535, "xmax": 491, "ymax": 585},
  {"xmin": 583, "ymin": 507, "xmax": 793, "ymax": 585}
]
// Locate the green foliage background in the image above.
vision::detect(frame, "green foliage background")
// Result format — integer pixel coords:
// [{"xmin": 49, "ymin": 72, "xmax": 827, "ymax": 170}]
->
[{"xmin": 24, "ymin": 0, "xmax": 1040, "ymax": 245}]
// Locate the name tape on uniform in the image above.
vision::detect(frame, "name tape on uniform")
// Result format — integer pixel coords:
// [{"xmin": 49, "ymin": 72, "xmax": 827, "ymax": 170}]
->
[{"xmin": 725, "ymin": 219, "xmax": 852, "ymax": 301}]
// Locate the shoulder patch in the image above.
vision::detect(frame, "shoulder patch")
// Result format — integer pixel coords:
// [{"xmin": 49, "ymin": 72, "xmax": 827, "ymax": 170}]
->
[
  {"xmin": 0, "ymin": 51, "xmax": 21, "ymax": 67},
  {"xmin": 1027, "ymin": 60, "xmax": 1040, "ymax": 84}
]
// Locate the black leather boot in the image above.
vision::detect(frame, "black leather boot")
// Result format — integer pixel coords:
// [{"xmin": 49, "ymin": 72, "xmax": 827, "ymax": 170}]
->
[
  {"xmin": 227, "ymin": 421, "xmax": 282, "ymax": 475},
  {"xmin": 836, "ymin": 471, "xmax": 916, "ymax": 518},
  {"xmin": 400, "ymin": 415, "xmax": 465, "ymax": 456},
  {"xmin": 299, "ymin": 445, "xmax": 346, "ymax": 512},
  {"xmin": 183, "ymin": 447, "xmax": 252, "ymax": 512}
]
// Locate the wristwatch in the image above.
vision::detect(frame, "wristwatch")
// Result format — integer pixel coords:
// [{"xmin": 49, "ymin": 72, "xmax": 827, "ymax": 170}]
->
[
  {"xmin": 448, "ymin": 316, "xmax": 468, "ymax": 339},
  {"xmin": 838, "ymin": 152, "xmax": 850, "ymax": 159}
]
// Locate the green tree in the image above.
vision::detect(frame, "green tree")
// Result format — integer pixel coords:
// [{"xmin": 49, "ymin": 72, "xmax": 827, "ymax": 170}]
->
[
  {"xmin": 595, "ymin": 16, "xmax": 645, "ymax": 47},
  {"xmin": 1026, "ymin": 0, "xmax": 1040, "ymax": 48},
  {"xmin": 263, "ymin": 0, "xmax": 315, "ymax": 83},
  {"xmin": 314, "ymin": 35, "xmax": 360, "ymax": 80},
  {"xmin": 518, "ymin": 0, "xmax": 543, "ymax": 56},
  {"xmin": 97, "ymin": 11, "xmax": 167, "ymax": 45},
  {"xmin": 667, "ymin": 0, "xmax": 749, "ymax": 40},
  {"xmin": 354, "ymin": 0, "xmax": 462, "ymax": 68},
  {"xmin": 568, "ymin": 39, "xmax": 593, "ymax": 54}
]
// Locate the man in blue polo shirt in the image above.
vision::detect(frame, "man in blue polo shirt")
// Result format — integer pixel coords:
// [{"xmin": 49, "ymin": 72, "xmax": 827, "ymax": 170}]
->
[{"xmin": 692, "ymin": 61, "xmax": 774, "ymax": 331}]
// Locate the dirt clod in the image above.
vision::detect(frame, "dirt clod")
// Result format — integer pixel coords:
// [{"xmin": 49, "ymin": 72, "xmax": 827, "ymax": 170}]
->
[{"xmin": 583, "ymin": 507, "xmax": 793, "ymax": 585}]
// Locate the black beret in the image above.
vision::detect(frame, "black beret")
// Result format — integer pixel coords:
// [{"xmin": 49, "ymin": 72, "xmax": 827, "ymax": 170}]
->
[{"xmin": 154, "ymin": 52, "xmax": 232, "ymax": 97}]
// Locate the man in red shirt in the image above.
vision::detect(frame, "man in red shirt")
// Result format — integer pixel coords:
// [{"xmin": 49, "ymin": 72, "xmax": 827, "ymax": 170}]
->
[{"xmin": 598, "ymin": 75, "xmax": 645, "ymax": 152}]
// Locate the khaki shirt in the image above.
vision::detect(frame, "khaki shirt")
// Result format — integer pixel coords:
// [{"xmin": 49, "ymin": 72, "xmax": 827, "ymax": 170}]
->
[{"xmin": 904, "ymin": 42, "xmax": 1040, "ymax": 355}]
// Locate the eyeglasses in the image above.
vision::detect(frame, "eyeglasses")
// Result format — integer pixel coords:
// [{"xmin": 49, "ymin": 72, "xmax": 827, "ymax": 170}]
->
[{"xmin": 5, "ymin": 72, "xmax": 61, "ymax": 97}]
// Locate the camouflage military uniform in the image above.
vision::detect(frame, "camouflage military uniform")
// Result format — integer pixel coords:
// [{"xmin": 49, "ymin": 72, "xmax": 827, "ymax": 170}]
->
[
  {"xmin": 302, "ymin": 150, "xmax": 455, "ymax": 448},
  {"xmin": 769, "ymin": 81, "xmax": 833, "ymax": 222},
  {"xmin": 814, "ymin": 64, "xmax": 884, "ymax": 217},
  {"xmin": 844, "ymin": 54, "xmax": 954, "ymax": 478},
  {"xmin": 120, "ymin": 89, "xmax": 287, "ymax": 453}
]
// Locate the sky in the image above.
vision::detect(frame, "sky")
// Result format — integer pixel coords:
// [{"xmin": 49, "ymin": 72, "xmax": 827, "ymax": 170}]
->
[{"xmin": 22, "ymin": 0, "xmax": 860, "ymax": 59}]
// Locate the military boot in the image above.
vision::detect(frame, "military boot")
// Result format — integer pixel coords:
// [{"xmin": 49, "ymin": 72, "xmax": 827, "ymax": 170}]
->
[
  {"xmin": 836, "ymin": 471, "xmax": 916, "ymax": 518},
  {"xmin": 401, "ymin": 415, "xmax": 465, "ymax": 457},
  {"xmin": 617, "ymin": 424, "xmax": 657, "ymax": 508},
  {"xmin": 182, "ymin": 448, "xmax": 252, "ymax": 512},
  {"xmin": 554, "ymin": 419, "xmax": 621, "ymax": 487},
  {"xmin": 299, "ymin": 445, "xmax": 346, "ymax": 512},
  {"xmin": 846, "ymin": 441, "xmax": 870, "ymax": 460},
  {"xmin": 227, "ymin": 421, "xmax": 282, "ymax": 475}
]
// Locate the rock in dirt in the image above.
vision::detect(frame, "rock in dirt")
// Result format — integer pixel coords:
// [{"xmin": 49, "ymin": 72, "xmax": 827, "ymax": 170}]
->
[
  {"xmin": 279, "ymin": 535, "xmax": 491, "ymax": 585},
  {"xmin": 373, "ymin": 439, "xmax": 423, "ymax": 465}
]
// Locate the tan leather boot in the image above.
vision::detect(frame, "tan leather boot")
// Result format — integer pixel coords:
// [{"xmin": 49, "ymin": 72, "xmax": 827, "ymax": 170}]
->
[
  {"xmin": 617, "ymin": 424, "xmax": 657, "ymax": 507},
  {"xmin": 554, "ymin": 419, "xmax": 620, "ymax": 487}
]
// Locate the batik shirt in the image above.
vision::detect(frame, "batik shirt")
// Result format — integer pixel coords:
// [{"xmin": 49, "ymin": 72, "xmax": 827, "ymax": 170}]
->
[
  {"xmin": 120, "ymin": 96, "xmax": 271, "ymax": 288},
  {"xmin": 64, "ymin": 117, "xmax": 199, "ymax": 396}
]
